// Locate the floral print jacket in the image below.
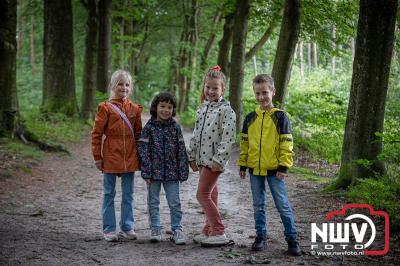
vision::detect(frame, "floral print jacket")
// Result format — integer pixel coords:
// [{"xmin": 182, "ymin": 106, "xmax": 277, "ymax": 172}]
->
[{"xmin": 138, "ymin": 117, "xmax": 189, "ymax": 182}]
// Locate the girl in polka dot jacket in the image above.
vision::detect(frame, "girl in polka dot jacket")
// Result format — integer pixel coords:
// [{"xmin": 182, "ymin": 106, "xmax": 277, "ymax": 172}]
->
[{"xmin": 188, "ymin": 66, "xmax": 236, "ymax": 246}]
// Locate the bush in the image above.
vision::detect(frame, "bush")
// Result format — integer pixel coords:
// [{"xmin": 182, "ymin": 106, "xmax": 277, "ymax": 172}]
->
[{"xmin": 346, "ymin": 175, "xmax": 400, "ymax": 230}]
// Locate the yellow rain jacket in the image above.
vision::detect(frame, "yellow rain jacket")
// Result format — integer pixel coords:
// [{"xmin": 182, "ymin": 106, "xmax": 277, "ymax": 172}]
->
[{"xmin": 239, "ymin": 107, "xmax": 294, "ymax": 176}]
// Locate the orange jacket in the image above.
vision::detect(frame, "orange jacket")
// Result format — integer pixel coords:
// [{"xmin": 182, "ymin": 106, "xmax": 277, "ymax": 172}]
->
[{"xmin": 91, "ymin": 98, "xmax": 143, "ymax": 173}]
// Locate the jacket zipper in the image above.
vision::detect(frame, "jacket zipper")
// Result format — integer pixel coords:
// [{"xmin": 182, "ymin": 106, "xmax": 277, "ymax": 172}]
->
[
  {"xmin": 258, "ymin": 112, "xmax": 265, "ymax": 175},
  {"xmin": 198, "ymin": 103, "xmax": 210, "ymax": 161},
  {"xmin": 162, "ymin": 131, "xmax": 166, "ymax": 178}
]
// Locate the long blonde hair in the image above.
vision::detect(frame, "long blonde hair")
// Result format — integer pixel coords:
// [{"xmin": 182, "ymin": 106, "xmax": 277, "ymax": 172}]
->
[
  {"xmin": 107, "ymin": 69, "xmax": 133, "ymax": 100},
  {"xmin": 200, "ymin": 66, "xmax": 226, "ymax": 103}
]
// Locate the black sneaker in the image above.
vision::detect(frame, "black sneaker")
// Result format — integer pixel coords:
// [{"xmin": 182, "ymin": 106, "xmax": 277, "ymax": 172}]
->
[
  {"xmin": 251, "ymin": 235, "xmax": 267, "ymax": 251},
  {"xmin": 287, "ymin": 239, "xmax": 302, "ymax": 256}
]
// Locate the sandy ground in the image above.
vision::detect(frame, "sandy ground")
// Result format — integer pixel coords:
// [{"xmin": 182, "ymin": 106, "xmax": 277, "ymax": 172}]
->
[{"xmin": 0, "ymin": 116, "xmax": 399, "ymax": 266}]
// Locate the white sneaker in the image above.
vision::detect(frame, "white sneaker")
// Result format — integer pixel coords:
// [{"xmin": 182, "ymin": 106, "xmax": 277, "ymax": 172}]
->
[
  {"xmin": 201, "ymin": 234, "xmax": 229, "ymax": 246},
  {"xmin": 193, "ymin": 233, "xmax": 208, "ymax": 244},
  {"xmin": 150, "ymin": 228, "xmax": 162, "ymax": 243},
  {"xmin": 119, "ymin": 229, "xmax": 137, "ymax": 240},
  {"xmin": 172, "ymin": 229, "xmax": 186, "ymax": 245},
  {"xmin": 103, "ymin": 231, "xmax": 118, "ymax": 242}
]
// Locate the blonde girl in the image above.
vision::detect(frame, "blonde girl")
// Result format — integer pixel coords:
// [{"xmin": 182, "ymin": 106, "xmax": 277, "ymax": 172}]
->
[{"xmin": 91, "ymin": 70, "xmax": 142, "ymax": 241}]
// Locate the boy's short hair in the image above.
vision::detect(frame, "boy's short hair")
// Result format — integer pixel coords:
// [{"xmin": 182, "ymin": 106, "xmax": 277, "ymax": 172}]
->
[
  {"xmin": 150, "ymin": 92, "xmax": 177, "ymax": 117},
  {"xmin": 253, "ymin": 74, "xmax": 275, "ymax": 90}
]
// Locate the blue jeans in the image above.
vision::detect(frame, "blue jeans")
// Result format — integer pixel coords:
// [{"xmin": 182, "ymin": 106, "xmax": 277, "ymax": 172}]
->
[
  {"xmin": 250, "ymin": 173, "xmax": 297, "ymax": 241},
  {"xmin": 102, "ymin": 172, "xmax": 135, "ymax": 233},
  {"xmin": 147, "ymin": 181, "xmax": 182, "ymax": 231}
]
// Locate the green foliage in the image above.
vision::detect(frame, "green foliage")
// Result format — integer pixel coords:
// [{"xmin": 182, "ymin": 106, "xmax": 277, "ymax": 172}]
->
[
  {"xmin": 23, "ymin": 109, "xmax": 87, "ymax": 143},
  {"xmin": 346, "ymin": 175, "xmax": 400, "ymax": 228},
  {"xmin": 179, "ymin": 106, "xmax": 197, "ymax": 128},
  {"xmin": 285, "ymin": 68, "xmax": 349, "ymax": 163}
]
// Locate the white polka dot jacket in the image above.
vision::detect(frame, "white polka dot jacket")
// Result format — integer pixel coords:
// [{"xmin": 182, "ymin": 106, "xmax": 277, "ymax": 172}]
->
[{"xmin": 188, "ymin": 98, "xmax": 237, "ymax": 171}]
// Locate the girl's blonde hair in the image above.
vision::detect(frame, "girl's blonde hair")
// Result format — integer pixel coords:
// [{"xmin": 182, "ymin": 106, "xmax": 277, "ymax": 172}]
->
[
  {"xmin": 200, "ymin": 66, "xmax": 226, "ymax": 103},
  {"xmin": 108, "ymin": 69, "xmax": 133, "ymax": 100}
]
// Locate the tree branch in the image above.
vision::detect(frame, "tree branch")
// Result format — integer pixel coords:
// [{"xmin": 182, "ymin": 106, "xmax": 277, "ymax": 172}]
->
[{"xmin": 245, "ymin": 7, "xmax": 284, "ymax": 62}]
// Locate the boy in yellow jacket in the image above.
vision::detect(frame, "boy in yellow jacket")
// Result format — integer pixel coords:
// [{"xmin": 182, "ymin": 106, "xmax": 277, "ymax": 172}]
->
[{"xmin": 239, "ymin": 74, "xmax": 301, "ymax": 256}]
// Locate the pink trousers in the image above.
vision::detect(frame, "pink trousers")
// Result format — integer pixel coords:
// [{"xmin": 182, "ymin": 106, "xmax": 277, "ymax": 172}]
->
[{"xmin": 196, "ymin": 166, "xmax": 224, "ymax": 236}]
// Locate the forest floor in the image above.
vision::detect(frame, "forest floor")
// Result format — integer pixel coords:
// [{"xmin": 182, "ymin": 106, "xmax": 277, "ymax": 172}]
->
[{"xmin": 0, "ymin": 114, "xmax": 399, "ymax": 266}]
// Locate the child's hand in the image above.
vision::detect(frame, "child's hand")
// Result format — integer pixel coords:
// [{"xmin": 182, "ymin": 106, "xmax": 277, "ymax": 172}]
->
[
  {"xmin": 211, "ymin": 161, "xmax": 222, "ymax": 172},
  {"xmin": 95, "ymin": 160, "xmax": 102, "ymax": 171},
  {"xmin": 189, "ymin": 161, "xmax": 199, "ymax": 172},
  {"xmin": 276, "ymin": 171, "xmax": 287, "ymax": 180},
  {"xmin": 144, "ymin": 179, "xmax": 151, "ymax": 185},
  {"xmin": 239, "ymin": 171, "xmax": 246, "ymax": 179}
]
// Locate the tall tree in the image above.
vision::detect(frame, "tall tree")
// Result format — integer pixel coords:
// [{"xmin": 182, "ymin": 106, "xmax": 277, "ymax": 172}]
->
[
  {"xmin": 217, "ymin": 11, "xmax": 235, "ymax": 81},
  {"xmin": 271, "ymin": 0, "xmax": 300, "ymax": 107},
  {"xmin": 229, "ymin": 0, "xmax": 250, "ymax": 133},
  {"xmin": 42, "ymin": 0, "xmax": 78, "ymax": 116},
  {"xmin": 177, "ymin": 0, "xmax": 198, "ymax": 112},
  {"xmin": 299, "ymin": 41, "xmax": 304, "ymax": 80},
  {"xmin": 334, "ymin": 0, "xmax": 398, "ymax": 189},
  {"xmin": 312, "ymin": 42, "xmax": 317, "ymax": 68},
  {"xmin": 0, "ymin": 0, "xmax": 20, "ymax": 136},
  {"xmin": 97, "ymin": 0, "xmax": 111, "ymax": 93},
  {"xmin": 80, "ymin": 0, "xmax": 99, "ymax": 120},
  {"xmin": 16, "ymin": 0, "xmax": 23, "ymax": 58}
]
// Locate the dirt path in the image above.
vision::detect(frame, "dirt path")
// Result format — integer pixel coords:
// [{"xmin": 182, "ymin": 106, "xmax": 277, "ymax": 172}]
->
[{"xmin": 0, "ymin": 117, "xmax": 398, "ymax": 265}]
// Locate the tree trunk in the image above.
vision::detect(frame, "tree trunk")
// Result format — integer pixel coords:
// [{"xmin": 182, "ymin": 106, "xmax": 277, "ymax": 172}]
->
[
  {"xmin": 42, "ymin": 0, "xmax": 78, "ymax": 116},
  {"xmin": 17, "ymin": 0, "xmax": 23, "ymax": 58},
  {"xmin": 244, "ymin": 6, "xmax": 283, "ymax": 62},
  {"xmin": 176, "ymin": 26, "xmax": 188, "ymax": 111},
  {"xmin": 30, "ymin": 14, "xmax": 36, "ymax": 75},
  {"xmin": 252, "ymin": 54, "xmax": 257, "ymax": 76},
  {"xmin": 183, "ymin": 0, "xmax": 198, "ymax": 111},
  {"xmin": 334, "ymin": 0, "xmax": 398, "ymax": 189},
  {"xmin": 271, "ymin": 0, "xmax": 301, "ymax": 107},
  {"xmin": 217, "ymin": 11, "xmax": 235, "ymax": 82},
  {"xmin": 0, "ymin": 0, "xmax": 20, "ymax": 137},
  {"xmin": 307, "ymin": 42, "xmax": 311, "ymax": 70},
  {"xmin": 299, "ymin": 41, "xmax": 304, "ymax": 80},
  {"xmin": 229, "ymin": 0, "xmax": 250, "ymax": 133},
  {"xmin": 80, "ymin": 0, "xmax": 98, "ymax": 120},
  {"xmin": 312, "ymin": 42, "xmax": 318, "ymax": 68},
  {"xmin": 200, "ymin": 10, "xmax": 222, "ymax": 71},
  {"xmin": 177, "ymin": 0, "xmax": 198, "ymax": 113},
  {"xmin": 350, "ymin": 37, "xmax": 355, "ymax": 62},
  {"xmin": 97, "ymin": 0, "xmax": 112, "ymax": 93}
]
